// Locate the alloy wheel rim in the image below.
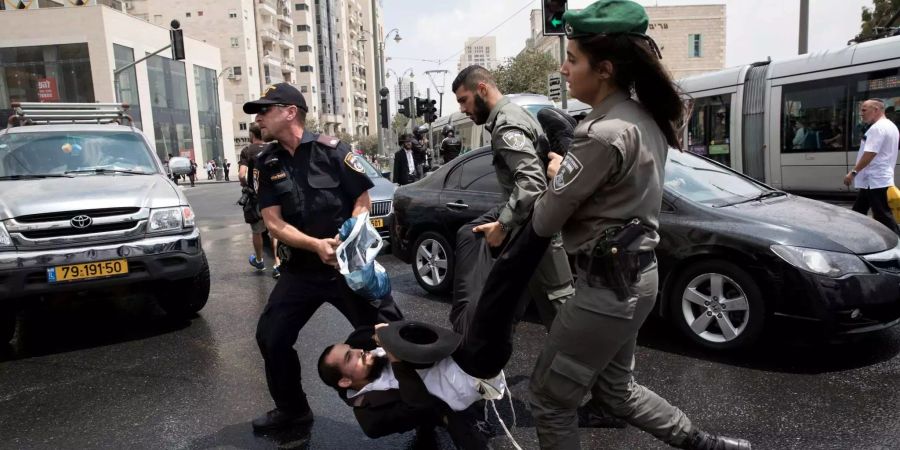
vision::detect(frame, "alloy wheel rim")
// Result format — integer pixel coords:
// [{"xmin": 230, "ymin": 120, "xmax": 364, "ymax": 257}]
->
[
  {"xmin": 415, "ymin": 238, "xmax": 448, "ymax": 286},
  {"xmin": 680, "ymin": 272, "xmax": 751, "ymax": 343}
]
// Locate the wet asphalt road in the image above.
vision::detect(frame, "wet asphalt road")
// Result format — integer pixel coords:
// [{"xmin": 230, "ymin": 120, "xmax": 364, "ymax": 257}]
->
[{"xmin": 1, "ymin": 182, "xmax": 899, "ymax": 450}]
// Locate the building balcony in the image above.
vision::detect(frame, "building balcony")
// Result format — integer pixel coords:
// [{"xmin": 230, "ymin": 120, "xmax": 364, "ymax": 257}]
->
[
  {"xmin": 278, "ymin": 12, "xmax": 294, "ymax": 26},
  {"xmin": 281, "ymin": 60, "xmax": 296, "ymax": 73},
  {"xmin": 257, "ymin": 0, "xmax": 277, "ymax": 17},
  {"xmin": 260, "ymin": 29, "xmax": 278, "ymax": 43},
  {"xmin": 263, "ymin": 53, "xmax": 281, "ymax": 67},
  {"xmin": 279, "ymin": 33, "xmax": 293, "ymax": 49}
]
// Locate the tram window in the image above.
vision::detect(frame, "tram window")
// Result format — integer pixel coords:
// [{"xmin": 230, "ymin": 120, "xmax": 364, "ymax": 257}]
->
[
  {"xmin": 781, "ymin": 81, "xmax": 847, "ymax": 153},
  {"xmin": 851, "ymin": 70, "xmax": 900, "ymax": 148},
  {"xmin": 456, "ymin": 121, "xmax": 474, "ymax": 154},
  {"xmin": 687, "ymin": 95, "xmax": 731, "ymax": 165}
]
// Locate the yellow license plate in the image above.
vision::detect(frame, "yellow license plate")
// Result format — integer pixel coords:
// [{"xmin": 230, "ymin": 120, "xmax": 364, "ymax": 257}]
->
[
  {"xmin": 48, "ymin": 259, "xmax": 129, "ymax": 283},
  {"xmin": 370, "ymin": 218, "xmax": 384, "ymax": 228}
]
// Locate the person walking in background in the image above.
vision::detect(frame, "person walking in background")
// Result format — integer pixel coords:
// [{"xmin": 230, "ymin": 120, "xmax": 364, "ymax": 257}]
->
[
  {"xmin": 845, "ymin": 98, "xmax": 900, "ymax": 235},
  {"xmin": 392, "ymin": 134, "xmax": 418, "ymax": 186},
  {"xmin": 189, "ymin": 159, "xmax": 197, "ymax": 187},
  {"xmin": 224, "ymin": 159, "xmax": 231, "ymax": 182}
]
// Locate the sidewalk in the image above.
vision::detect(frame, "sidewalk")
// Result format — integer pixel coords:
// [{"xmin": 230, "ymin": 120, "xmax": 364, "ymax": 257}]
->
[{"xmin": 171, "ymin": 176, "xmax": 239, "ymax": 187}]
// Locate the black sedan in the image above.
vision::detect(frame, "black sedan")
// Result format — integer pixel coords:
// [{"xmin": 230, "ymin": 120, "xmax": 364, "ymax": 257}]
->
[{"xmin": 390, "ymin": 146, "xmax": 900, "ymax": 350}]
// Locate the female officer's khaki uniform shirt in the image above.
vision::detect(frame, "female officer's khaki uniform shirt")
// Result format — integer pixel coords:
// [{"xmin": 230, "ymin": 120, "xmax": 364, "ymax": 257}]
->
[{"xmin": 533, "ymin": 91, "xmax": 669, "ymax": 255}]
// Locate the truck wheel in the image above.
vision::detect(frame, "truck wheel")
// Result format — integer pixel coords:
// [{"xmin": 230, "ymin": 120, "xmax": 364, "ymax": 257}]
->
[{"xmin": 158, "ymin": 253, "xmax": 211, "ymax": 318}]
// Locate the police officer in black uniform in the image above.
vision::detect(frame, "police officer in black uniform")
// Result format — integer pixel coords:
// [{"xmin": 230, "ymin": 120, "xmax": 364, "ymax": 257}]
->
[
  {"xmin": 243, "ymin": 83, "xmax": 403, "ymax": 433},
  {"xmin": 440, "ymin": 125, "xmax": 462, "ymax": 164}
]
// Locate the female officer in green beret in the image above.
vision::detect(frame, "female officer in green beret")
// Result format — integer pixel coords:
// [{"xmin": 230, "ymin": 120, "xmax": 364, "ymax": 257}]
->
[{"xmin": 528, "ymin": 1, "xmax": 751, "ymax": 449}]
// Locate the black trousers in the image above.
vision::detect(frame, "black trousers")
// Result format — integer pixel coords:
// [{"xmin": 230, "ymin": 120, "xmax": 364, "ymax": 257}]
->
[
  {"xmin": 256, "ymin": 268, "xmax": 403, "ymax": 413},
  {"xmin": 450, "ymin": 215, "xmax": 550, "ymax": 379},
  {"xmin": 852, "ymin": 187, "xmax": 900, "ymax": 235}
]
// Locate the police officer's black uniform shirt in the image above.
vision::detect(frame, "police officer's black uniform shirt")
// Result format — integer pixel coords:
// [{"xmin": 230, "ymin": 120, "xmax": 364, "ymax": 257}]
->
[{"xmin": 256, "ymin": 131, "xmax": 374, "ymax": 271}]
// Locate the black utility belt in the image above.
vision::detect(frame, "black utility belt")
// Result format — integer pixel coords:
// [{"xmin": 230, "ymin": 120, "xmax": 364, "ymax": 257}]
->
[
  {"xmin": 575, "ymin": 251, "xmax": 655, "ymax": 273},
  {"xmin": 575, "ymin": 250, "xmax": 655, "ymax": 301}
]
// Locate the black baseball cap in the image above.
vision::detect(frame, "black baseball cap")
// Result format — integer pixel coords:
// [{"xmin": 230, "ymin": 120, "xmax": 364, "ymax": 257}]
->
[{"xmin": 243, "ymin": 82, "xmax": 308, "ymax": 114}]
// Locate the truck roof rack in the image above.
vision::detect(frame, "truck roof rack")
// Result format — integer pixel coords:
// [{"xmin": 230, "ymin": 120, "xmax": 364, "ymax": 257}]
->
[{"xmin": 7, "ymin": 102, "xmax": 134, "ymax": 128}]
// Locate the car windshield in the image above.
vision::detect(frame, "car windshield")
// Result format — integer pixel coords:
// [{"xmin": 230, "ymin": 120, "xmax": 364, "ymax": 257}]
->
[
  {"xmin": 523, "ymin": 104, "xmax": 551, "ymax": 117},
  {"xmin": 0, "ymin": 131, "xmax": 157, "ymax": 178},
  {"xmin": 664, "ymin": 150, "xmax": 771, "ymax": 206},
  {"xmin": 355, "ymin": 154, "xmax": 381, "ymax": 178}
]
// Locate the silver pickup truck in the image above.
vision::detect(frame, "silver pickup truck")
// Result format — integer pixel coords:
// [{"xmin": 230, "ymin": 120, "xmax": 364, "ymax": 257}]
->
[{"xmin": 0, "ymin": 103, "xmax": 209, "ymax": 343}]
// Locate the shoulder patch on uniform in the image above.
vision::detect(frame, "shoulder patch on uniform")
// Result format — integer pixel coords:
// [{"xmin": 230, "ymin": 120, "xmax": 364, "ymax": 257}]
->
[
  {"xmin": 344, "ymin": 152, "xmax": 366, "ymax": 173},
  {"xmin": 317, "ymin": 134, "xmax": 340, "ymax": 148},
  {"xmin": 552, "ymin": 153, "xmax": 584, "ymax": 192},
  {"xmin": 502, "ymin": 129, "xmax": 528, "ymax": 150}
]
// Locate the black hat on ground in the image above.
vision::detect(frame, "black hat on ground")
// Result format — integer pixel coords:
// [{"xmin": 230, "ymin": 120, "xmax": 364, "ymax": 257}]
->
[
  {"xmin": 243, "ymin": 82, "xmax": 309, "ymax": 114},
  {"xmin": 376, "ymin": 320, "xmax": 462, "ymax": 365}
]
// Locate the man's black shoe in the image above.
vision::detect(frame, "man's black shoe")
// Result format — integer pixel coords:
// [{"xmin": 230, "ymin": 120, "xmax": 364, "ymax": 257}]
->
[
  {"xmin": 251, "ymin": 408, "xmax": 314, "ymax": 433},
  {"xmin": 684, "ymin": 429, "xmax": 752, "ymax": 450}
]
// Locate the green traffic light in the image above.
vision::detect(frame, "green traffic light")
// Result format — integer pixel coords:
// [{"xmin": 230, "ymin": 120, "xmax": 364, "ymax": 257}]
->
[{"xmin": 551, "ymin": 17, "xmax": 562, "ymax": 27}]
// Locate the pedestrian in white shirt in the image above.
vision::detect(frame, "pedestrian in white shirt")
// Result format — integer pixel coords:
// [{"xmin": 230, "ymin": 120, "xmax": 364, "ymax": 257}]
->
[{"xmin": 844, "ymin": 98, "xmax": 900, "ymax": 235}]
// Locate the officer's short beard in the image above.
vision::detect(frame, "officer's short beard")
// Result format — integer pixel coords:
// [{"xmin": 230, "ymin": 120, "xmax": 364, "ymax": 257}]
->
[{"xmin": 471, "ymin": 93, "xmax": 491, "ymax": 125}]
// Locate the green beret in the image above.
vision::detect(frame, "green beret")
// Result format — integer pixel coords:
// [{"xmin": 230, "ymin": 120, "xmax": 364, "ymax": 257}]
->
[{"xmin": 564, "ymin": 0, "xmax": 649, "ymax": 37}]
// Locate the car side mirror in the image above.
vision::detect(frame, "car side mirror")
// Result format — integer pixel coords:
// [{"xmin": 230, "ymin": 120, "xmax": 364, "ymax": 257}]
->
[{"xmin": 169, "ymin": 156, "xmax": 191, "ymax": 175}]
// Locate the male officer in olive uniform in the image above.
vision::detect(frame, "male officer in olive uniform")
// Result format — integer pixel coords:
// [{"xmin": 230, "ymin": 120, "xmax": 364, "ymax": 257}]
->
[
  {"xmin": 528, "ymin": 3, "xmax": 751, "ymax": 450},
  {"xmin": 452, "ymin": 65, "xmax": 574, "ymax": 326},
  {"xmin": 243, "ymin": 83, "xmax": 403, "ymax": 434}
]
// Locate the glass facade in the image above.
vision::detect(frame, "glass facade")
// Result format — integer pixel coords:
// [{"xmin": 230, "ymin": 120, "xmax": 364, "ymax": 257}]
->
[
  {"xmin": 0, "ymin": 43, "xmax": 95, "ymax": 125},
  {"xmin": 147, "ymin": 54, "xmax": 193, "ymax": 161},
  {"xmin": 113, "ymin": 44, "xmax": 143, "ymax": 130},
  {"xmin": 194, "ymin": 65, "xmax": 224, "ymax": 165}
]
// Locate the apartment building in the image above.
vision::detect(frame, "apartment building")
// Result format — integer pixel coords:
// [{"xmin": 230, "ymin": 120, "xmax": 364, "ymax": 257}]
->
[
  {"xmin": 457, "ymin": 36, "xmax": 498, "ymax": 71},
  {"xmin": 127, "ymin": 0, "xmax": 380, "ymax": 145},
  {"xmin": 125, "ymin": 0, "xmax": 288, "ymax": 151},
  {"xmin": 524, "ymin": 5, "xmax": 726, "ymax": 80},
  {"xmin": 0, "ymin": 4, "xmax": 234, "ymax": 165},
  {"xmin": 307, "ymin": 0, "xmax": 380, "ymax": 136}
]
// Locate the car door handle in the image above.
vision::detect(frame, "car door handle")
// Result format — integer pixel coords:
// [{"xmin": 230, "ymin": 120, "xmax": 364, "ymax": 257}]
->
[{"xmin": 446, "ymin": 201, "xmax": 469, "ymax": 209}]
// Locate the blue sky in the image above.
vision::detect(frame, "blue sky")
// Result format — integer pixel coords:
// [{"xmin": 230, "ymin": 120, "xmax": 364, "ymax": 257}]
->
[{"xmin": 381, "ymin": 0, "xmax": 872, "ymax": 111}]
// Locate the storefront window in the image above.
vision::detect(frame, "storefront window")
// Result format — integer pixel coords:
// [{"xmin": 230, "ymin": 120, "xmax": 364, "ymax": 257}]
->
[
  {"xmin": 194, "ymin": 65, "xmax": 223, "ymax": 165},
  {"xmin": 0, "ymin": 43, "xmax": 95, "ymax": 124},
  {"xmin": 113, "ymin": 44, "xmax": 143, "ymax": 130},
  {"xmin": 147, "ymin": 55, "xmax": 193, "ymax": 161}
]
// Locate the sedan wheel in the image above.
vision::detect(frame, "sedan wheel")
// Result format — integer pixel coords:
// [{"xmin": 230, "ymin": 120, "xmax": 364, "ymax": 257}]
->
[
  {"xmin": 670, "ymin": 260, "xmax": 765, "ymax": 350},
  {"xmin": 412, "ymin": 231, "xmax": 454, "ymax": 294}
]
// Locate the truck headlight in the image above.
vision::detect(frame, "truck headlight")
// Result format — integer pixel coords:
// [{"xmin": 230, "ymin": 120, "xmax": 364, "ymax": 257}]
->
[
  {"xmin": 0, "ymin": 221, "xmax": 12, "ymax": 247},
  {"xmin": 149, "ymin": 207, "xmax": 194, "ymax": 232},
  {"xmin": 771, "ymin": 245, "xmax": 870, "ymax": 278}
]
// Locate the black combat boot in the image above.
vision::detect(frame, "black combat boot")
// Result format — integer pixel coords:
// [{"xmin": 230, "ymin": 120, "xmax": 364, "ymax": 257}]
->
[{"xmin": 683, "ymin": 429, "xmax": 752, "ymax": 450}]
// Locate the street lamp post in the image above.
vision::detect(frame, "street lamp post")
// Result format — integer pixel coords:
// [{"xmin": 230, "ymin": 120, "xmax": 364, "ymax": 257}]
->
[{"xmin": 370, "ymin": 13, "xmax": 402, "ymax": 157}]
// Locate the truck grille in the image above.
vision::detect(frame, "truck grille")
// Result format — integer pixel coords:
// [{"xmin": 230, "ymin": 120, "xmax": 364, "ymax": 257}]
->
[
  {"xmin": 371, "ymin": 200, "xmax": 392, "ymax": 217},
  {"xmin": 16, "ymin": 207, "xmax": 141, "ymax": 223},
  {"xmin": 20, "ymin": 221, "xmax": 140, "ymax": 239}
]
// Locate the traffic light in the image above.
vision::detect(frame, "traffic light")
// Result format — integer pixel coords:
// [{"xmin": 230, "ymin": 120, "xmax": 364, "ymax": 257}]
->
[
  {"xmin": 170, "ymin": 28, "xmax": 186, "ymax": 60},
  {"xmin": 542, "ymin": 0, "xmax": 567, "ymax": 36},
  {"xmin": 398, "ymin": 97, "xmax": 411, "ymax": 118},
  {"xmin": 415, "ymin": 97, "xmax": 427, "ymax": 118},
  {"xmin": 424, "ymin": 99, "xmax": 437, "ymax": 123},
  {"xmin": 380, "ymin": 97, "xmax": 389, "ymax": 129}
]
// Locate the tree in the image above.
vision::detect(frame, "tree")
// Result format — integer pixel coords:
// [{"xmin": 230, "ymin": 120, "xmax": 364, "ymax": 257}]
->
[
  {"xmin": 305, "ymin": 114, "xmax": 321, "ymax": 133},
  {"xmin": 491, "ymin": 49, "xmax": 559, "ymax": 95},
  {"xmin": 855, "ymin": 0, "xmax": 900, "ymax": 42},
  {"xmin": 356, "ymin": 134, "xmax": 379, "ymax": 158},
  {"xmin": 391, "ymin": 114, "xmax": 409, "ymax": 136},
  {"xmin": 336, "ymin": 130, "xmax": 356, "ymax": 148}
]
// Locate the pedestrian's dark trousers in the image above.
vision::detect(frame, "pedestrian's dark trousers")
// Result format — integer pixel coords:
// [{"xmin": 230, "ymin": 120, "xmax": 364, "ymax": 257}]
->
[
  {"xmin": 450, "ymin": 215, "xmax": 550, "ymax": 379},
  {"xmin": 853, "ymin": 187, "xmax": 900, "ymax": 235},
  {"xmin": 256, "ymin": 268, "xmax": 403, "ymax": 414}
]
